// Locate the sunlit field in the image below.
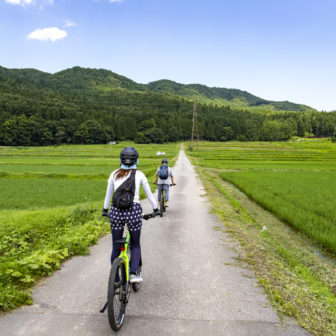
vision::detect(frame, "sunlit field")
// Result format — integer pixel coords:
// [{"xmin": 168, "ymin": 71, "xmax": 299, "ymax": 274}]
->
[
  {"xmin": 187, "ymin": 139, "xmax": 336, "ymax": 253},
  {"xmin": 0, "ymin": 143, "xmax": 180, "ymax": 311}
]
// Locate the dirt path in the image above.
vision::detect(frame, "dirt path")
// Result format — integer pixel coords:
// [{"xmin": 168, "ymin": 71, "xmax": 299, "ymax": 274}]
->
[{"xmin": 0, "ymin": 150, "xmax": 309, "ymax": 336}]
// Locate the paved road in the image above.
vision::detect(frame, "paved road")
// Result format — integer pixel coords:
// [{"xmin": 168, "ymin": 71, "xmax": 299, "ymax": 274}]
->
[{"xmin": 0, "ymin": 150, "xmax": 309, "ymax": 336}]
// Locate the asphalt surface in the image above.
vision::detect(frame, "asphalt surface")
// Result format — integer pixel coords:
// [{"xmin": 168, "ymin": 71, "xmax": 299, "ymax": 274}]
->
[{"xmin": 0, "ymin": 150, "xmax": 310, "ymax": 336}]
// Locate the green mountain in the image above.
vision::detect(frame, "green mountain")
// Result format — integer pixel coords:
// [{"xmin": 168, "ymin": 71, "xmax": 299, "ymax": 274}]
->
[
  {"xmin": 53, "ymin": 67, "xmax": 147, "ymax": 92},
  {"xmin": 147, "ymin": 79, "xmax": 314, "ymax": 112},
  {"xmin": 0, "ymin": 66, "xmax": 146, "ymax": 93},
  {"xmin": 0, "ymin": 65, "xmax": 334, "ymax": 146},
  {"xmin": 0, "ymin": 65, "xmax": 314, "ymax": 112}
]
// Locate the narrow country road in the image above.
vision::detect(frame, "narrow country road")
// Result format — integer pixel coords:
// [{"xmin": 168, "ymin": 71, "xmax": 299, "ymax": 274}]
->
[{"xmin": 0, "ymin": 150, "xmax": 309, "ymax": 336}]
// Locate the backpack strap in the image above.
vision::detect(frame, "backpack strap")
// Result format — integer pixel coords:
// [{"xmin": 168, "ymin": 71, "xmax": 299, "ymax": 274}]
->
[{"xmin": 124, "ymin": 169, "xmax": 136, "ymax": 191}]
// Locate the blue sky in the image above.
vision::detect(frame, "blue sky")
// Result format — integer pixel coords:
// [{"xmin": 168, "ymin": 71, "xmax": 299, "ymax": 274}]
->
[{"xmin": 1, "ymin": 0, "xmax": 335, "ymax": 111}]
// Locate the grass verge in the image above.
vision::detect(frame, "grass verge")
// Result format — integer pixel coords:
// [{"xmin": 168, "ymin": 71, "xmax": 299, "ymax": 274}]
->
[{"xmin": 0, "ymin": 202, "xmax": 110, "ymax": 312}]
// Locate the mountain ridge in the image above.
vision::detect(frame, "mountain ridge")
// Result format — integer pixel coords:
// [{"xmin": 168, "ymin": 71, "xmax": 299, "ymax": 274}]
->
[
  {"xmin": 0, "ymin": 65, "xmax": 315, "ymax": 112},
  {"xmin": 146, "ymin": 79, "xmax": 314, "ymax": 112}
]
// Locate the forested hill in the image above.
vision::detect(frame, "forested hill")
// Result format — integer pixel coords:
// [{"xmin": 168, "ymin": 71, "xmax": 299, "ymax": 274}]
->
[
  {"xmin": 0, "ymin": 65, "xmax": 335, "ymax": 146},
  {"xmin": 0, "ymin": 66, "xmax": 312, "ymax": 111},
  {"xmin": 0, "ymin": 66, "xmax": 147, "ymax": 93},
  {"xmin": 147, "ymin": 80, "xmax": 313, "ymax": 112}
]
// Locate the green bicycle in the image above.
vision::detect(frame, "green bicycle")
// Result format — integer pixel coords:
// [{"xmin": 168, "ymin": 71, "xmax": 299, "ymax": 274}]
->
[{"xmin": 100, "ymin": 212, "xmax": 157, "ymax": 331}]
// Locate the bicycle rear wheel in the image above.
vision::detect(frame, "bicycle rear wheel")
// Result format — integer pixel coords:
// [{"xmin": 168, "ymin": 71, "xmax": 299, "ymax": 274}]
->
[{"xmin": 107, "ymin": 258, "xmax": 127, "ymax": 331}]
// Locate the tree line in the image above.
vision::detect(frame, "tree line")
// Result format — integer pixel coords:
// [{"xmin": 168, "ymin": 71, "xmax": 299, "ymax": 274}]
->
[{"xmin": 0, "ymin": 67, "xmax": 336, "ymax": 145}]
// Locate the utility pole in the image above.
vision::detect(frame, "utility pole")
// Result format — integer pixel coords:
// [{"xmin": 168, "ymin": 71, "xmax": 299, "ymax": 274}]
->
[
  {"xmin": 191, "ymin": 102, "xmax": 199, "ymax": 150},
  {"xmin": 195, "ymin": 104, "xmax": 199, "ymax": 149}
]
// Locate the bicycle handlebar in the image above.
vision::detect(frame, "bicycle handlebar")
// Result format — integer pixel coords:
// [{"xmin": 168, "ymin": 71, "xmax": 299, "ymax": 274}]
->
[
  {"xmin": 102, "ymin": 211, "xmax": 160, "ymax": 220},
  {"xmin": 153, "ymin": 182, "xmax": 176, "ymax": 186}
]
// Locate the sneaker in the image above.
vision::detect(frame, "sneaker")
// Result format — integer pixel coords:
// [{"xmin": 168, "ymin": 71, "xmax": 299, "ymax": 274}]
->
[
  {"xmin": 165, "ymin": 201, "xmax": 168, "ymax": 207},
  {"xmin": 130, "ymin": 274, "xmax": 143, "ymax": 283}
]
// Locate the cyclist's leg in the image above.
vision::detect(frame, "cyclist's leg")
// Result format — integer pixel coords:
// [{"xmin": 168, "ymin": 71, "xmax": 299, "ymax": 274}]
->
[
  {"xmin": 110, "ymin": 228, "xmax": 124, "ymax": 264},
  {"xmin": 164, "ymin": 184, "xmax": 169, "ymax": 201},
  {"xmin": 126, "ymin": 203, "xmax": 142, "ymax": 274},
  {"xmin": 129, "ymin": 230, "xmax": 141, "ymax": 274},
  {"xmin": 110, "ymin": 206, "xmax": 126, "ymax": 264},
  {"xmin": 157, "ymin": 184, "xmax": 163, "ymax": 202}
]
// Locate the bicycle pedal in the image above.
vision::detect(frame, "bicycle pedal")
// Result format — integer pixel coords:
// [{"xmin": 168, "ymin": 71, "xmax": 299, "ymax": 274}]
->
[{"xmin": 100, "ymin": 302, "xmax": 107, "ymax": 313}]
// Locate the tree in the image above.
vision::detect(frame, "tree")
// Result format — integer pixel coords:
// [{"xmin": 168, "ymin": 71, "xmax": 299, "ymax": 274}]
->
[
  {"xmin": 55, "ymin": 128, "xmax": 67, "ymax": 144},
  {"xmin": 0, "ymin": 115, "xmax": 31, "ymax": 145},
  {"xmin": 167, "ymin": 125, "xmax": 179, "ymax": 142},
  {"xmin": 85, "ymin": 120, "xmax": 106, "ymax": 144},
  {"xmin": 260, "ymin": 120, "xmax": 282, "ymax": 141},
  {"xmin": 135, "ymin": 127, "xmax": 164, "ymax": 144},
  {"xmin": 139, "ymin": 118, "xmax": 157, "ymax": 131},
  {"xmin": 74, "ymin": 123, "xmax": 88, "ymax": 144},
  {"xmin": 220, "ymin": 126, "xmax": 234, "ymax": 141}
]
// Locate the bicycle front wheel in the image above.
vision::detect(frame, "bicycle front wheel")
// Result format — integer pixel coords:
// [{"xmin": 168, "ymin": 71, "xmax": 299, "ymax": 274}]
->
[
  {"xmin": 107, "ymin": 258, "xmax": 127, "ymax": 331},
  {"xmin": 160, "ymin": 193, "xmax": 164, "ymax": 217}
]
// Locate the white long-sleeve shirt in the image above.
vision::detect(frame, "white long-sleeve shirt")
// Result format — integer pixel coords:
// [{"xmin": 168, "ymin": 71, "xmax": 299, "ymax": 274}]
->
[{"xmin": 103, "ymin": 169, "xmax": 157, "ymax": 210}]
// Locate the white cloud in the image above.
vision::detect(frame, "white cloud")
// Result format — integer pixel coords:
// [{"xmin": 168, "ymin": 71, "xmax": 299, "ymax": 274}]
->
[
  {"xmin": 27, "ymin": 27, "xmax": 67, "ymax": 42},
  {"xmin": 5, "ymin": 0, "xmax": 35, "ymax": 5},
  {"xmin": 92, "ymin": 0, "xmax": 123, "ymax": 3},
  {"xmin": 64, "ymin": 20, "xmax": 77, "ymax": 28},
  {"xmin": 4, "ymin": 0, "xmax": 53, "ymax": 6}
]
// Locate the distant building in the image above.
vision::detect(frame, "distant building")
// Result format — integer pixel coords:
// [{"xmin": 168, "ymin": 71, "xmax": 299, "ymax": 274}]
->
[
  {"xmin": 156, "ymin": 151, "xmax": 166, "ymax": 156},
  {"xmin": 108, "ymin": 141, "xmax": 118, "ymax": 145}
]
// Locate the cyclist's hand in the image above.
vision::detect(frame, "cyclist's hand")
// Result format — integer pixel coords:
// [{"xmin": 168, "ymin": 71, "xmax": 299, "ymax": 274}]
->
[
  {"xmin": 170, "ymin": 183, "xmax": 176, "ymax": 186},
  {"xmin": 153, "ymin": 182, "xmax": 157, "ymax": 185},
  {"xmin": 152, "ymin": 208, "xmax": 160, "ymax": 217},
  {"xmin": 102, "ymin": 209, "xmax": 109, "ymax": 217}
]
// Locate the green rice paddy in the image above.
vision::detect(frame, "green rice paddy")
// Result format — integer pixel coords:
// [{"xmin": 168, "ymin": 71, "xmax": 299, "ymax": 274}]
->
[
  {"xmin": 187, "ymin": 139, "xmax": 336, "ymax": 254},
  {"xmin": 0, "ymin": 142, "xmax": 179, "ymax": 311}
]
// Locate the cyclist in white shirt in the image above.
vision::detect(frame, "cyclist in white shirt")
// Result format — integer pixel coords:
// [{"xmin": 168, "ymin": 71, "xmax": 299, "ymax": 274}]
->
[
  {"xmin": 102, "ymin": 147, "xmax": 159, "ymax": 283},
  {"xmin": 154, "ymin": 158, "xmax": 176, "ymax": 207}
]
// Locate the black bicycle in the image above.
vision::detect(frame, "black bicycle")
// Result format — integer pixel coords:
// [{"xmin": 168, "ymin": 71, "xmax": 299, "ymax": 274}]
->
[{"xmin": 100, "ymin": 212, "xmax": 158, "ymax": 331}]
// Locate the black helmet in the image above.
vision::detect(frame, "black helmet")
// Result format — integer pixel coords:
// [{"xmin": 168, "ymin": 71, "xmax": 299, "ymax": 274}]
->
[
  {"xmin": 162, "ymin": 158, "xmax": 168, "ymax": 164},
  {"xmin": 120, "ymin": 147, "xmax": 138, "ymax": 166}
]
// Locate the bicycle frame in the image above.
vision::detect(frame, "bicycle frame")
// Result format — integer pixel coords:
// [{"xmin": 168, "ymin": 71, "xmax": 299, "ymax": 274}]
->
[{"xmin": 118, "ymin": 232, "xmax": 130, "ymax": 282}]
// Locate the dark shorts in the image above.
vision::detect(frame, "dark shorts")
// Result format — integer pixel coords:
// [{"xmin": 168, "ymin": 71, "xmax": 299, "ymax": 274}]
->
[{"xmin": 110, "ymin": 202, "xmax": 142, "ymax": 232}]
